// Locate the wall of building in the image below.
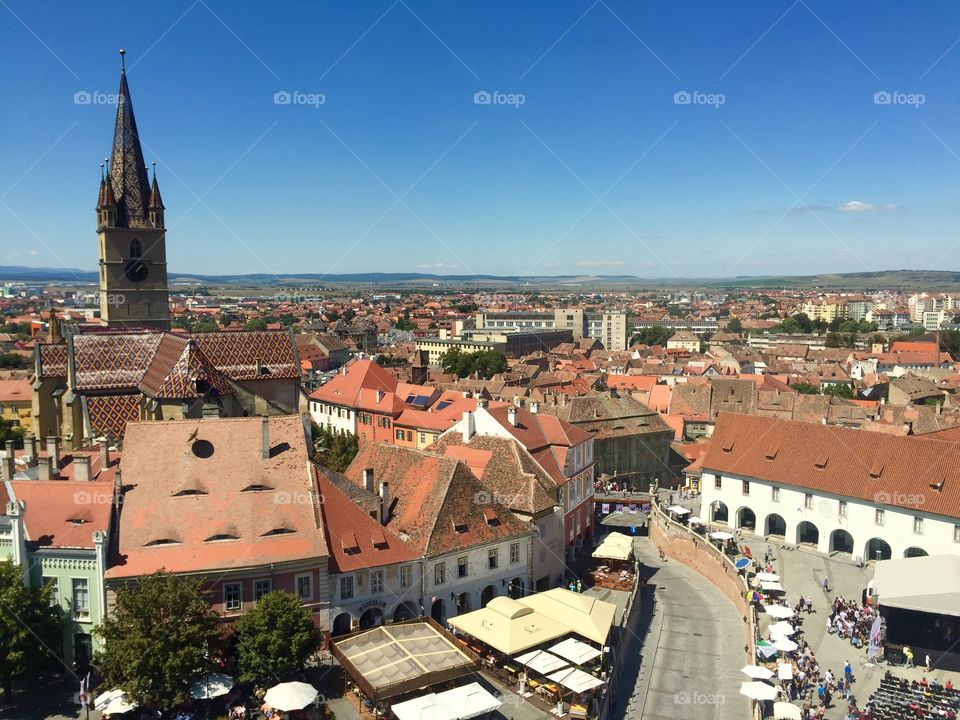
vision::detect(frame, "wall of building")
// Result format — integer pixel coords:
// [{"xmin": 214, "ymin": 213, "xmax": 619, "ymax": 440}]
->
[
  {"xmin": 593, "ymin": 432, "xmax": 673, "ymax": 484},
  {"xmin": 309, "ymin": 401, "xmax": 356, "ymax": 435},
  {"xmin": 329, "ymin": 562, "xmax": 422, "ymax": 632}
]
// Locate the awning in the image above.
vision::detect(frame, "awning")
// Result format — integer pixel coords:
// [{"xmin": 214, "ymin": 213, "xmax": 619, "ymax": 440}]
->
[
  {"xmin": 756, "ymin": 640, "xmax": 778, "ymax": 659},
  {"xmin": 763, "ymin": 605, "xmax": 794, "ymax": 619},
  {"xmin": 773, "ymin": 637, "xmax": 798, "ymax": 653},
  {"xmin": 436, "ymin": 682, "xmax": 502, "ymax": 720},
  {"xmin": 710, "ymin": 531, "xmax": 734, "ymax": 540},
  {"xmin": 687, "ymin": 516, "xmax": 705, "ymax": 525},
  {"xmin": 760, "ymin": 581, "xmax": 785, "ymax": 593},
  {"xmin": 773, "ymin": 702, "xmax": 802, "ymax": 720},
  {"xmin": 514, "ymin": 649, "xmax": 569, "ymax": 675},
  {"xmin": 592, "ymin": 542, "xmax": 632, "ymax": 561},
  {"xmin": 666, "ymin": 505, "xmax": 691, "ymax": 515},
  {"xmin": 548, "ymin": 666, "xmax": 605, "ymax": 693},
  {"xmin": 777, "ymin": 663, "xmax": 793, "ymax": 680},
  {"xmin": 449, "ymin": 597, "xmax": 569, "ymax": 655},
  {"xmin": 740, "ymin": 665, "xmax": 775, "ymax": 680},
  {"xmin": 873, "ymin": 555, "xmax": 960, "ymax": 617},
  {"xmin": 549, "ymin": 637, "xmax": 602, "ymax": 665},
  {"xmin": 740, "ymin": 681, "xmax": 778, "ymax": 701},
  {"xmin": 391, "ymin": 694, "xmax": 456, "ymax": 720},
  {"xmin": 517, "ymin": 589, "xmax": 617, "ymax": 646},
  {"xmin": 756, "ymin": 571, "xmax": 781, "ymax": 582},
  {"xmin": 768, "ymin": 621, "xmax": 796, "ymax": 637}
]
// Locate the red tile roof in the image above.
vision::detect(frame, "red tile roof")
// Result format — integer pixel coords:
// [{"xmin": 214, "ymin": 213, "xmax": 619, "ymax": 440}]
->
[
  {"xmin": 9, "ymin": 480, "xmax": 113, "ymax": 549},
  {"xmin": 0, "ymin": 379, "xmax": 31, "ymax": 403}
]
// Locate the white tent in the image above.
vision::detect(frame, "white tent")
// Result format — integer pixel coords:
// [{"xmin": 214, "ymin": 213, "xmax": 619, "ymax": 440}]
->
[
  {"xmin": 436, "ymin": 683, "xmax": 502, "ymax": 720},
  {"xmin": 550, "ymin": 638, "xmax": 602, "ymax": 665},
  {"xmin": 773, "ymin": 637, "xmax": 798, "ymax": 653},
  {"xmin": 548, "ymin": 667, "xmax": 605, "ymax": 693},
  {"xmin": 710, "ymin": 531, "xmax": 734, "ymax": 540},
  {"xmin": 666, "ymin": 505, "xmax": 691, "ymax": 516},
  {"xmin": 687, "ymin": 516, "xmax": 705, "ymax": 525},
  {"xmin": 763, "ymin": 605, "xmax": 794, "ymax": 619},
  {"xmin": 760, "ymin": 581, "xmax": 785, "ymax": 593},
  {"xmin": 773, "ymin": 701, "xmax": 802, "ymax": 719},
  {"xmin": 740, "ymin": 681, "xmax": 778, "ymax": 701},
  {"xmin": 756, "ymin": 571, "xmax": 781, "ymax": 582},
  {"xmin": 517, "ymin": 589, "xmax": 617, "ymax": 646},
  {"xmin": 94, "ymin": 689, "xmax": 137, "ymax": 715},
  {"xmin": 391, "ymin": 694, "xmax": 456, "ymax": 720},
  {"xmin": 769, "ymin": 621, "xmax": 796, "ymax": 637},
  {"xmin": 190, "ymin": 673, "xmax": 234, "ymax": 700},
  {"xmin": 740, "ymin": 665, "xmax": 775, "ymax": 680},
  {"xmin": 777, "ymin": 663, "xmax": 793, "ymax": 680},
  {"xmin": 592, "ymin": 542, "xmax": 632, "ymax": 561},
  {"xmin": 514, "ymin": 649, "xmax": 569, "ymax": 675},
  {"xmin": 873, "ymin": 555, "xmax": 960, "ymax": 617}
]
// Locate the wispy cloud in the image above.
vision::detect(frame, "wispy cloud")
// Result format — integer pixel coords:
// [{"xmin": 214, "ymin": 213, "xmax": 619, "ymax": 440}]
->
[
  {"xmin": 835, "ymin": 200, "xmax": 897, "ymax": 213},
  {"xmin": 576, "ymin": 259, "xmax": 625, "ymax": 267}
]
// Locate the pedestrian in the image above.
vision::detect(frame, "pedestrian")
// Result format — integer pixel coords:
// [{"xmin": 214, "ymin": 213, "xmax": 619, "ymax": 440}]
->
[
  {"xmin": 904, "ymin": 646, "xmax": 914, "ymax": 667},
  {"xmin": 806, "ymin": 596, "xmax": 813, "ymax": 613},
  {"xmin": 844, "ymin": 659, "xmax": 853, "ymax": 684},
  {"xmin": 925, "ymin": 653, "xmax": 931, "ymax": 671},
  {"xmin": 822, "ymin": 576, "xmax": 829, "ymax": 593},
  {"xmin": 576, "ymin": 579, "xmax": 582, "ymax": 593},
  {"xmin": 824, "ymin": 686, "xmax": 832, "ymax": 708}
]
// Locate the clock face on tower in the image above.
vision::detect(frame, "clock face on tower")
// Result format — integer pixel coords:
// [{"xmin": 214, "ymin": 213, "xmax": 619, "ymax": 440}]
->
[{"xmin": 124, "ymin": 259, "xmax": 149, "ymax": 283}]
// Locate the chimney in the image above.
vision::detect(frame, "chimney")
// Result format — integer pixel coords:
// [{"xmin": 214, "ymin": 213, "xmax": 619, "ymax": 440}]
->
[
  {"xmin": 100, "ymin": 440, "xmax": 110, "ymax": 470},
  {"xmin": 363, "ymin": 467, "xmax": 375, "ymax": 493},
  {"xmin": 74, "ymin": 455, "xmax": 92, "ymax": 483},
  {"xmin": 38, "ymin": 456, "xmax": 52, "ymax": 481},
  {"xmin": 379, "ymin": 481, "xmax": 390, "ymax": 525},
  {"xmin": 530, "ymin": 401, "xmax": 539, "ymax": 414},
  {"xmin": 477, "ymin": 398, "xmax": 488, "ymax": 409},
  {"xmin": 261, "ymin": 416, "xmax": 270, "ymax": 460},
  {"xmin": 507, "ymin": 407, "xmax": 518, "ymax": 426},
  {"xmin": 2, "ymin": 441, "xmax": 14, "ymax": 481},
  {"xmin": 45, "ymin": 436, "xmax": 61, "ymax": 472},
  {"xmin": 463, "ymin": 410, "xmax": 475, "ymax": 441},
  {"xmin": 24, "ymin": 436, "xmax": 38, "ymax": 465}
]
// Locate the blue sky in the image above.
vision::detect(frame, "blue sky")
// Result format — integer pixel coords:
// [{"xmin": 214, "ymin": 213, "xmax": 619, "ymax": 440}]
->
[{"xmin": 3, "ymin": 1, "xmax": 960, "ymax": 278}]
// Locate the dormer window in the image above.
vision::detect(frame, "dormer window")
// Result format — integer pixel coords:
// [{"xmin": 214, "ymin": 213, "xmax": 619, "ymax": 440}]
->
[
  {"xmin": 261, "ymin": 527, "xmax": 295, "ymax": 537},
  {"xmin": 205, "ymin": 533, "xmax": 239, "ymax": 542}
]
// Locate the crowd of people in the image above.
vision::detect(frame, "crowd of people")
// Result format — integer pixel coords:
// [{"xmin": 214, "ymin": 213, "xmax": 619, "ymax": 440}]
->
[{"xmin": 827, "ymin": 595, "xmax": 881, "ymax": 651}]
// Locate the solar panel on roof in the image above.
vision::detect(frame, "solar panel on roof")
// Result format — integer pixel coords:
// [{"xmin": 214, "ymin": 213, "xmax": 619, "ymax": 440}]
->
[{"xmin": 436, "ymin": 400, "xmax": 452, "ymax": 410}]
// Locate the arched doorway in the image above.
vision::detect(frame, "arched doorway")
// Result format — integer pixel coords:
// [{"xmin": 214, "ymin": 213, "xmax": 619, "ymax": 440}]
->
[
  {"xmin": 865, "ymin": 538, "xmax": 891, "ymax": 562},
  {"xmin": 764, "ymin": 513, "xmax": 786, "ymax": 538},
  {"xmin": 830, "ymin": 529, "xmax": 854, "ymax": 554},
  {"xmin": 331, "ymin": 612, "xmax": 352, "ymax": 636},
  {"xmin": 480, "ymin": 585, "xmax": 497, "ymax": 607},
  {"xmin": 796, "ymin": 521, "xmax": 819, "ymax": 546},
  {"xmin": 508, "ymin": 578, "xmax": 525, "ymax": 599},
  {"xmin": 359, "ymin": 607, "xmax": 384, "ymax": 630},
  {"xmin": 711, "ymin": 501, "xmax": 729, "ymax": 524},
  {"xmin": 455, "ymin": 592, "xmax": 471, "ymax": 615},
  {"xmin": 736, "ymin": 507, "xmax": 756, "ymax": 531},
  {"xmin": 431, "ymin": 599, "xmax": 446, "ymax": 624},
  {"xmin": 904, "ymin": 547, "xmax": 928, "ymax": 558},
  {"xmin": 393, "ymin": 601, "xmax": 419, "ymax": 623}
]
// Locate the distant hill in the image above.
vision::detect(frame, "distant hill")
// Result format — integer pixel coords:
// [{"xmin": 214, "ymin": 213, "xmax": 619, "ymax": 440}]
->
[{"xmin": 1, "ymin": 266, "xmax": 959, "ymax": 290}]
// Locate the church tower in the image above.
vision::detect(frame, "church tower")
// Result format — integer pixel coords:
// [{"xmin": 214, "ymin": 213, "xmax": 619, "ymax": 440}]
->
[{"xmin": 97, "ymin": 50, "xmax": 170, "ymax": 330}]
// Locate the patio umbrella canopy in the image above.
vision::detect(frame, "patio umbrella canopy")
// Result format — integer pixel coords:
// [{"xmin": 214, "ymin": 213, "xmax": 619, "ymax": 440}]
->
[
  {"xmin": 756, "ymin": 641, "xmax": 778, "ymax": 659},
  {"xmin": 709, "ymin": 531, "xmax": 734, "ymax": 540},
  {"xmin": 773, "ymin": 701, "xmax": 803, "ymax": 719},
  {"xmin": 769, "ymin": 621, "xmax": 796, "ymax": 637},
  {"xmin": 740, "ymin": 665, "xmax": 775, "ymax": 680},
  {"xmin": 514, "ymin": 649, "xmax": 569, "ymax": 675},
  {"xmin": 763, "ymin": 605, "xmax": 794, "ymax": 619},
  {"xmin": 760, "ymin": 581, "xmax": 785, "ymax": 593},
  {"xmin": 547, "ymin": 667, "xmax": 605, "ymax": 693},
  {"xmin": 592, "ymin": 542, "xmax": 632, "ymax": 561},
  {"xmin": 778, "ymin": 663, "xmax": 794, "ymax": 680},
  {"xmin": 740, "ymin": 681, "xmax": 778, "ymax": 701},
  {"xmin": 94, "ymin": 689, "xmax": 137, "ymax": 715},
  {"xmin": 436, "ymin": 682, "xmax": 502, "ymax": 720},
  {"xmin": 391, "ymin": 693, "xmax": 456, "ymax": 720},
  {"xmin": 264, "ymin": 682, "xmax": 318, "ymax": 711},
  {"xmin": 190, "ymin": 673, "xmax": 234, "ymax": 700},
  {"xmin": 756, "ymin": 572, "xmax": 781, "ymax": 582},
  {"xmin": 773, "ymin": 637, "xmax": 798, "ymax": 653},
  {"xmin": 666, "ymin": 505, "xmax": 691, "ymax": 515},
  {"xmin": 549, "ymin": 637, "xmax": 602, "ymax": 666}
]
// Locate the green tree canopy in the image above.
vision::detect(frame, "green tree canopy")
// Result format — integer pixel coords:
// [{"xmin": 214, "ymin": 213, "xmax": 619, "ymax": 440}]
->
[
  {"xmin": 0, "ymin": 559, "xmax": 63, "ymax": 698},
  {"xmin": 0, "ymin": 417, "xmax": 25, "ymax": 449},
  {"xmin": 96, "ymin": 572, "xmax": 222, "ymax": 712},
  {"xmin": 438, "ymin": 348, "xmax": 507, "ymax": 379},
  {"xmin": 629, "ymin": 327, "xmax": 674, "ymax": 347},
  {"xmin": 822, "ymin": 383, "xmax": 855, "ymax": 399},
  {"xmin": 235, "ymin": 590, "xmax": 318, "ymax": 684},
  {"xmin": 191, "ymin": 321, "xmax": 220, "ymax": 333},
  {"xmin": 313, "ymin": 426, "xmax": 359, "ymax": 472},
  {"xmin": 244, "ymin": 318, "xmax": 268, "ymax": 331},
  {"xmin": 792, "ymin": 382, "xmax": 819, "ymax": 395},
  {"xmin": 725, "ymin": 318, "xmax": 743, "ymax": 334}
]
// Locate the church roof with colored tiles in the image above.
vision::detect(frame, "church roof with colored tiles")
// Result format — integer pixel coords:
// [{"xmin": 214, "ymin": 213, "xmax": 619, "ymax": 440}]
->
[
  {"xmin": 37, "ymin": 342, "xmax": 68, "ymax": 378},
  {"xmin": 73, "ymin": 330, "xmax": 165, "ymax": 391},
  {"xmin": 139, "ymin": 334, "xmax": 234, "ymax": 399},
  {"xmin": 192, "ymin": 330, "xmax": 299, "ymax": 380},
  {"xmin": 85, "ymin": 393, "xmax": 141, "ymax": 440}
]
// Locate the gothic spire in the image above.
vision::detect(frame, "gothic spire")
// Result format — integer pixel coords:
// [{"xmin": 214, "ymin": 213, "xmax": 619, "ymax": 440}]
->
[{"xmin": 108, "ymin": 50, "xmax": 151, "ymax": 228}]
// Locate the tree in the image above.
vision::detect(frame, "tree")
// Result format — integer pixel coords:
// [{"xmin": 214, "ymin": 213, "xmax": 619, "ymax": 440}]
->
[
  {"xmin": 0, "ymin": 417, "xmax": 25, "ymax": 449},
  {"xmin": 244, "ymin": 318, "xmax": 268, "ymax": 331},
  {"xmin": 0, "ymin": 353, "xmax": 31, "ymax": 370},
  {"xmin": 629, "ymin": 327, "xmax": 674, "ymax": 347},
  {"xmin": 725, "ymin": 318, "xmax": 743, "ymax": 334},
  {"xmin": 438, "ymin": 348, "xmax": 507, "ymax": 379},
  {"xmin": 313, "ymin": 426, "xmax": 359, "ymax": 472},
  {"xmin": 792, "ymin": 382, "xmax": 819, "ymax": 395},
  {"xmin": 96, "ymin": 572, "xmax": 221, "ymax": 712},
  {"xmin": 235, "ymin": 591, "xmax": 318, "ymax": 683},
  {"xmin": 822, "ymin": 383, "xmax": 855, "ymax": 399},
  {"xmin": 940, "ymin": 329, "xmax": 960, "ymax": 359},
  {"xmin": 0, "ymin": 559, "xmax": 63, "ymax": 699},
  {"xmin": 394, "ymin": 318, "xmax": 415, "ymax": 331},
  {"xmin": 192, "ymin": 321, "xmax": 220, "ymax": 333}
]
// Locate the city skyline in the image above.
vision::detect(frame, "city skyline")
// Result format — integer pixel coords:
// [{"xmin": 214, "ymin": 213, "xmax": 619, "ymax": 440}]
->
[{"xmin": 4, "ymin": 2, "xmax": 960, "ymax": 279}]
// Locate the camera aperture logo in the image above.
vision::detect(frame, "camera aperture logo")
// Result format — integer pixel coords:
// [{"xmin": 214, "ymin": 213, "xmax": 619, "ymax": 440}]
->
[
  {"xmin": 473, "ymin": 490, "xmax": 523, "ymax": 506},
  {"xmin": 274, "ymin": 490, "xmax": 316, "ymax": 506},
  {"xmin": 873, "ymin": 90, "xmax": 925, "ymax": 108},
  {"xmin": 273, "ymin": 90, "xmax": 326, "ymax": 108},
  {"xmin": 674, "ymin": 690, "xmax": 725, "ymax": 705},
  {"xmin": 874, "ymin": 490, "xmax": 925, "ymax": 507},
  {"xmin": 74, "ymin": 90, "xmax": 119, "ymax": 106},
  {"xmin": 474, "ymin": 90, "xmax": 525, "ymax": 108},
  {"xmin": 674, "ymin": 90, "xmax": 725, "ymax": 108}
]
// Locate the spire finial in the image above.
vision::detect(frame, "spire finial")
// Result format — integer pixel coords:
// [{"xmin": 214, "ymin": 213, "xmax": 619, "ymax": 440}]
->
[
  {"xmin": 151, "ymin": 160, "xmax": 156, "ymax": 181},
  {"xmin": 119, "ymin": 48, "xmax": 126, "ymax": 71},
  {"xmin": 100, "ymin": 162, "xmax": 105, "ymax": 181}
]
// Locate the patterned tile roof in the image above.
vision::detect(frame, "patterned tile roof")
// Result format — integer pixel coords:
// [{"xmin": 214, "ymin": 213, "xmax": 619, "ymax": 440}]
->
[
  {"xmin": 37, "ymin": 343, "xmax": 67, "ymax": 378},
  {"xmin": 192, "ymin": 331, "xmax": 298, "ymax": 380},
  {"xmin": 73, "ymin": 331, "xmax": 164, "ymax": 391},
  {"xmin": 139, "ymin": 334, "xmax": 234, "ymax": 399},
  {"xmin": 85, "ymin": 393, "xmax": 141, "ymax": 439}
]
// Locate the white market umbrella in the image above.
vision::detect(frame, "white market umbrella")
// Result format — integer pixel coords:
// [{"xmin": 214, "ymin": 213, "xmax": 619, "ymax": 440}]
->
[
  {"xmin": 550, "ymin": 637, "xmax": 602, "ymax": 666},
  {"xmin": 710, "ymin": 531, "xmax": 734, "ymax": 540},
  {"xmin": 763, "ymin": 605, "xmax": 794, "ymax": 619},
  {"xmin": 392, "ymin": 694, "xmax": 455, "ymax": 720},
  {"xmin": 740, "ymin": 665, "xmax": 775, "ymax": 680},
  {"xmin": 190, "ymin": 673, "xmax": 234, "ymax": 700},
  {"xmin": 436, "ymin": 682, "xmax": 502, "ymax": 720},
  {"xmin": 666, "ymin": 505, "xmax": 691, "ymax": 515},
  {"xmin": 760, "ymin": 581, "xmax": 785, "ymax": 593},
  {"xmin": 773, "ymin": 637, "xmax": 798, "ymax": 653},
  {"xmin": 514, "ymin": 649, "xmax": 569, "ymax": 675},
  {"xmin": 773, "ymin": 701, "xmax": 802, "ymax": 719},
  {"xmin": 688, "ymin": 516, "xmax": 704, "ymax": 525},
  {"xmin": 756, "ymin": 571, "xmax": 781, "ymax": 582},
  {"xmin": 264, "ymin": 681, "xmax": 318, "ymax": 711},
  {"xmin": 547, "ymin": 666, "xmax": 605, "ymax": 693},
  {"xmin": 777, "ymin": 663, "xmax": 793, "ymax": 680},
  {"xmin": 769, "ymin": 621, "xmax": 796, "ymax": 637},
  {"xmin": 94, "ymin": 688, "xmax": 138, "ymax": 715},
  {"xmin": 740, "ymin": 681, "xmax": 778, "ymax": 701}
]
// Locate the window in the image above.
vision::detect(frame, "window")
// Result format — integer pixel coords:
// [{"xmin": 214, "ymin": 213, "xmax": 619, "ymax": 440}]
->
[
  {"xmin": 804, "ymin": 494, "xmax": 813, "ymax": 510},
  {"xmin": 714, "ymin": 476, "xmax": 722, "ymax": 490},
  {"xmin": 72, "ymin": 578, "xmax": 90, "ymax": 619},
  {"xmin": 771, "ymin": 487, "xmax": 780, "ymax": 502},
  {"xmin": 359, "ymin": 413, "xmax": 371, "ymax": 425},
  {"xmin": 488, "ymin": 548, "xmax": 499, "ymax": 570},
  {"xmin": 340, "ymin": 576, "xmax": 354, "ymax": 600},
  {"xmin": 254, "ymin": 579, "xmax": 272, "ymax": 602},
  {"xmin": 296, "ymin": 574, "xmax": 313, "ymax": 601},
  {"xmin": 224, "ymin": 583, "xmax": 242, "ymax": 611},
  {"xmin": 838, "ymin": 501, "xmax": 847, "ymax": 518},
  {"xmin": 377, "ymin": 416, "xmax": 391, "ymax": 429},
  {"xmin": 434, "ymin": 562, "xmax": 446, "ymax": 585},
  {"xmin": 43, "ymin": 577, "xmax": 59, "ymax": 607},
  {"xmin": 458, "ymin": 556, "xmax": 468, "ymax": 578},
  {"xmin": 913, "ymin": 517, "xmax": 924, "ymax": 535},
  {"xmin": 741, "ymin": 480, "xmax": 750, "ymax": 496},
  {"xmin": 510, "ymin": 542, "xmax": 520, "ymax": 564},
  {"xmin": 875, "ymin": 509, "xmax": 885, "ymax": 526},
  {"xmin": 395, "ymin": 429, "xmax": 405, "ymax": 441},
  {"xmin": 400, "ymin": 565, "xmax": 412, "ymax": 589},
  {"xmin": 371, "ymin": 570, "xmax": 384, "ymax": 594},
  {"xmin": 419, "ymin": 433, "xmax": 427, "ymax": 444},
  {"xmin": 129, "ymin": 238, "xmax": 142, "ymax": 258}
]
